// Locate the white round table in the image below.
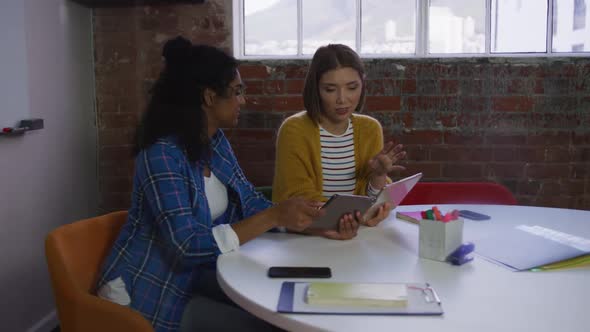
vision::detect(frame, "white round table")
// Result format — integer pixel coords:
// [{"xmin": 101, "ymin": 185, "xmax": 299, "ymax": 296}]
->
[{"xmin": 217, "ymin": 205, "xmax": 590, "ymax": 332}]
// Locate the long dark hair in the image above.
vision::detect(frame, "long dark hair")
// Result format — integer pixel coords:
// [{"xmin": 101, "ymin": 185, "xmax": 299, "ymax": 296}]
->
[
  {"xmin": 303, "ymin": 44, "xmax": 366, "ymax": 123},
  {"xmin": 134, "ymin": 36, "xmax": 238, "ymax": 162}
]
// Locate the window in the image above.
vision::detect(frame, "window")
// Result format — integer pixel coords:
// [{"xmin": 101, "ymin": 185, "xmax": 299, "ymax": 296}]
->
[
  {"xmin": 429, "ymin": 0, "xmax": 485, "ymax": 53},
  {"xmin": 573, "ymin": 0, "xmax": 586, "ymax": 30},
  {"xmin": 361, "ymin": 0, "xmax": 416, "ymax": 54},
  {"xmin": 553, "ymin": 0, "xmax": 589, "ymax": 52},
  {"xmin": 302, "ymin": 0, "xmax": 356, "ymax": 54},
  {"xmin": 491, "ymin": 0, "xmax": 548, "ymax": 52},
  {"xmin": 243, "ymin": 0, "xmax": 297, "ymax": 55},
  {"xmin": 233, "ymin": 0, "xmax": 590, "ymax": 58},
  {"xmin": 572, "ymin": 43, "xmax": 585, "ymax": 51}
]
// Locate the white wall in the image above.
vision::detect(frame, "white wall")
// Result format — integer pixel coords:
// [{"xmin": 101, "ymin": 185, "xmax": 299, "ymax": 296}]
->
[
  {"xmin": 0, "ymin": 0, "xmax": 30, "ymax": 127},
  {"xmin": 0, "ymin": 0, "xmax": 97, "ymax": 331}
]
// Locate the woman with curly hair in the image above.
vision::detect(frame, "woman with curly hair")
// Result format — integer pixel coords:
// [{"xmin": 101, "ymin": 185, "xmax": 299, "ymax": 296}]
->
[{"xmin": 96, "ymin": 36, "xmax": 319, "ymax": 332}]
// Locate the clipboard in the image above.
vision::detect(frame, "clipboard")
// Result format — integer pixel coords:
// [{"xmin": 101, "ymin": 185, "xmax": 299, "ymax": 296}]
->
[{"xmin": 277, "ymin": 282, "xmax": 443, "ymax": 315}]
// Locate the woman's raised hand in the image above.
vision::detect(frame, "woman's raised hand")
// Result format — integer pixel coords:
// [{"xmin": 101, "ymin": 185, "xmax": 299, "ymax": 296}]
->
[{"xmin": 368, "ymin": 141, "xmax": 406, "ymax": 176}]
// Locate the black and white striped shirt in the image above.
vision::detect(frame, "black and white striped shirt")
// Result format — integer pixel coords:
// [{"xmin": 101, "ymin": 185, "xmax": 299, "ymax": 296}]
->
[{"xmin": 320, "ymin": 120, "xmax": 356, "ymax": 198}]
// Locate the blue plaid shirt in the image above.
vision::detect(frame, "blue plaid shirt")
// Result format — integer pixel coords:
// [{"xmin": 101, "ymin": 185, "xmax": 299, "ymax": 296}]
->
[{"xmin": 97, "ymin": 130, "xmax": 272, "ymax": 331}]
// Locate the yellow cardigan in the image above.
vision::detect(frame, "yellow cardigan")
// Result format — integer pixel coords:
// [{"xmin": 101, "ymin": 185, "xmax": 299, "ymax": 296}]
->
[{"xmin": 272, "ymin": 111, "xmax": 385, "ymax": 203}]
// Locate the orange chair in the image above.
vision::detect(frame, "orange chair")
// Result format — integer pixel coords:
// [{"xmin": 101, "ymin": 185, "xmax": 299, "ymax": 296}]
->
[
  {"xmin": 400, "ymin": 182, "xmax": 517, "ymax": 205},
  {"xmin": 45, "ymin": 211, "xmax": 154, "ymax": 332}
]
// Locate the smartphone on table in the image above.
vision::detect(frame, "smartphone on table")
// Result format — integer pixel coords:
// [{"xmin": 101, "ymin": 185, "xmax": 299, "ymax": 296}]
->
[{"xmin": 267, "ymin": 266, "xmax": 332, "ymax": 278}]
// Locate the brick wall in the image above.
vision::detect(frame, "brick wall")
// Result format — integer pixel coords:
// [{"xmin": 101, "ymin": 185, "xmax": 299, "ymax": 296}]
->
[
  {"xmin": 94, "ymin": 1, "xmax": 590, "ymax": 212},
  {"xmin": 94, "ymin": 0, "xmax": 232, "ymax": 211}
]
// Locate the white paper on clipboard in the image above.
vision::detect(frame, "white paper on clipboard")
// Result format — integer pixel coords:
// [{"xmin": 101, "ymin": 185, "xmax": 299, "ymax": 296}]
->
[{"xmin": 277, "ymin": 281, "xmax": 443, "ymax": 315}]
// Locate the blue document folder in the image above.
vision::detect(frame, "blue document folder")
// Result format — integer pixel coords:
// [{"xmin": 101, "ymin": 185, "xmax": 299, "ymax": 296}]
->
[{"xmin": 475, "ymin": 225, "xmax": 590, "ymax": 271}]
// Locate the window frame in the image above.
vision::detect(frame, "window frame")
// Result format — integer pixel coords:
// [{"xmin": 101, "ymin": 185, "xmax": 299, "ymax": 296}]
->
[{"xmin": 233, "ymin": 0, "xmax": 590, "ymax": 59}]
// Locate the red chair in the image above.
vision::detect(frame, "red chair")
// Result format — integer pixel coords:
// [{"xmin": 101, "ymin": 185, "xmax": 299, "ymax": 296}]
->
[{"xmin": 400, "ymin": 182, "xmax": 517, "ymax": 205}]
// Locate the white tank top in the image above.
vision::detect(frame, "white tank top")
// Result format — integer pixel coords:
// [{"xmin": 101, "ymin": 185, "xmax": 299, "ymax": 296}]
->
[{"xmin": 204, "ymin": 171, "xmax": 228, "ymax": 220}]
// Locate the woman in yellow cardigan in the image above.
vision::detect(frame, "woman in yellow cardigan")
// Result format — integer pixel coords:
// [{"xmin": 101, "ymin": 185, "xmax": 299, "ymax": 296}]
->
[{"xmin": 272, "ymin": 44, "xmax": 406, "ymax": 240}]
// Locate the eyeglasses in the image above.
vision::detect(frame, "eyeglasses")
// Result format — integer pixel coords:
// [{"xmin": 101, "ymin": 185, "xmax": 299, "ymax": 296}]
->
[{"xmin": 228, "ymin": 84, "xmax": 245, "ymax": 97}]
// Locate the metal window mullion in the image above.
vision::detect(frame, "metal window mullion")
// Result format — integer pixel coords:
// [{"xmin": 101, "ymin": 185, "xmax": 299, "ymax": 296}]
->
[
  {"xmin": 547, "ymin": 0, "xmax": 554, "ymax": 54},
  {"xmin": 416, "ymin": 0, "xmax": 428, "ymax": 56},
  {"xmin": 298, "ymin": 0, "xmax": 303, "ymax": 56},
  {"xmin": 356, "ymin": 0, "xmax": 362, "ymax": 53},
  {"xmin": 415, "ymin": 0, "xmax": 423, "ymax": 56},
  {"xmin": 233, "ymin": 0, "xmax": 243, "ymax": 57},
  {"xmin": 485, "ymin": 0, "xmax": 491, "ymax": 55}
]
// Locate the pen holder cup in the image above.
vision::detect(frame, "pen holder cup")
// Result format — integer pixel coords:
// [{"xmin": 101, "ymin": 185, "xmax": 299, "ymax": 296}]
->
[{"xmin": 419, "ymin": 218, "xmax": 464, "ymax": 262}]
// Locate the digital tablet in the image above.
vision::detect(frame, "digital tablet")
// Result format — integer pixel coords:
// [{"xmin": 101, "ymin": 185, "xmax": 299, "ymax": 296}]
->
[
  {"xmin": 312, "ymin": 194, "xmax": 374, "ymax": 230},
  {"xmin": 363, "ymin": 173, "xmax": 423, "ymax": 221}
]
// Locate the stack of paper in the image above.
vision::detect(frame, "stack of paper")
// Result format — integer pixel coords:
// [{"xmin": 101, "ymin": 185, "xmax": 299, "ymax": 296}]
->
[
  {"xmin": 305, "ymin": 282, "xmax": 408, "ymax": 307},
  {"xmin": 476, "ymin": 225, "xmax": 590, "ymax": 271},
  {"xmin": 532, "ymin": 254, "xmax": 590, "ymax": 271}
]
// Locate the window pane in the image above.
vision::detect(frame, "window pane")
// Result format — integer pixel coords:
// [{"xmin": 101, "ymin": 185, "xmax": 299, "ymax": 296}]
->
[
  {"xmin": 428, "ymin": 0, "xmax": 485, "ymax": 53},
  {"xmin": 244, "ymin": 0, "xmax": 297, "ymax": 55},
  {"xmin": 491, "ymin": 0, "xmax": 548, "ymax": 53},
  {"xmin": 361, "ymin": 0, "xmax": 415, "ymax": 54},
  {"xmin": 553, "ymin": 0, "xmax": 589, "ymax": 52},
  {"xmin": 302, "ymin": 0, "xmax": 355, "ymax": 54}
]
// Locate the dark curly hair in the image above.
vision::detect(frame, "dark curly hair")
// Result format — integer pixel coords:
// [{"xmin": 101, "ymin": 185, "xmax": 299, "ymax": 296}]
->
[{"xmin": 134, "ymin": 36, "xmax": 238, "ymax": 162}]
